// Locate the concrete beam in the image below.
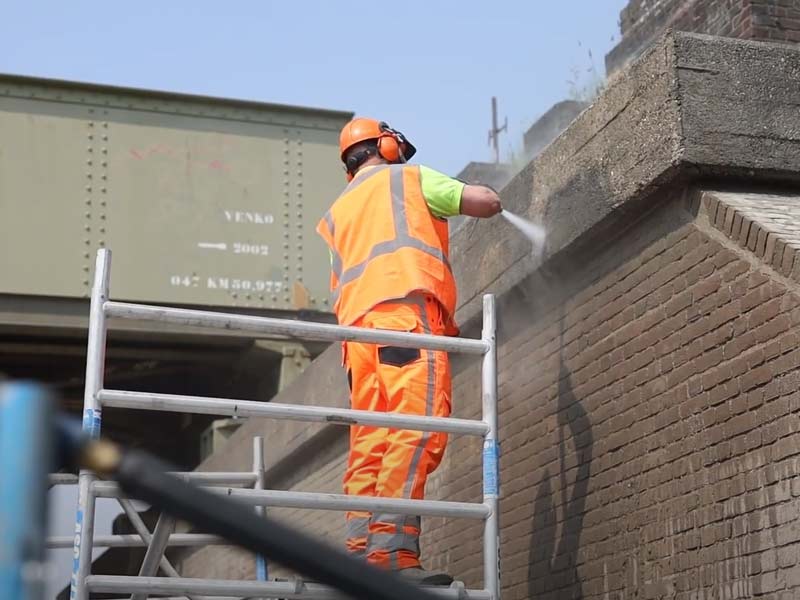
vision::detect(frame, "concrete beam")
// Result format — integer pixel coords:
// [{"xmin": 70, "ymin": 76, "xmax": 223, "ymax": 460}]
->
[{"xmin": 451, "ymin": 31, "xmax": 800, "ymax": 326}]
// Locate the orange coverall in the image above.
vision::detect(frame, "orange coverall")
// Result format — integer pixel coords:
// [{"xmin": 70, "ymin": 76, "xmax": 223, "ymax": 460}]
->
[
  {"xmin": 316, "ymin": 163, "xmax": 462, "ymax": 569},
  {"xmin": 343, "ymin": 295, "xmax": 451, "ymax": 568}
]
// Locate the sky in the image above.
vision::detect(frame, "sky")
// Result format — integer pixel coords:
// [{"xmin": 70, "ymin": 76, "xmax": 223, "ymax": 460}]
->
[
  {"xmin": 1, "ymin": 1, "xmax": 627, "ymax": 597},
  {"xmin": 1, "ymin": 1, "xmax": 627, "ymax": 176}
]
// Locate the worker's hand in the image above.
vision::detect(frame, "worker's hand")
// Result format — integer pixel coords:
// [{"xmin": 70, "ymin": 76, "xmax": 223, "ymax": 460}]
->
[{"xmin": 460, "ymin": 185, "xmax": 502, "ymax": 218}]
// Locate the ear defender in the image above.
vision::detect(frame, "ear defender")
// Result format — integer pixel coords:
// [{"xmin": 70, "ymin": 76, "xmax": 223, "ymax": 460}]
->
[
  {"xmin": 376, "ymin": 121, "xmax": 416, "ymax": 163},
  {"xmin": 376, "ymin": 122, "xmax": 402, "ymax": 162}
]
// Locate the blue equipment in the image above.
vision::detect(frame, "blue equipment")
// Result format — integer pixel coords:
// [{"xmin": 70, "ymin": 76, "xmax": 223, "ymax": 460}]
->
[{"xmin": 0, "ymin": 382, "xmax": 54, "ymax": 600}]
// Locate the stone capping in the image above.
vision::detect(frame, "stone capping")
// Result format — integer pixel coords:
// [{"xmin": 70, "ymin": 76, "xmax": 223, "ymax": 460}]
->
[
  {"xmin": 451, "ymin": 30, "xmax": 800, "ymax": 332},
  {"xmin": 705, "ymin": 191, "xmax": 800, "ymax": 284}
]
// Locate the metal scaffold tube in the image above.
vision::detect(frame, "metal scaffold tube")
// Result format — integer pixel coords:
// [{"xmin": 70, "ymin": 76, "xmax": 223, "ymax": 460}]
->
[
  {"xmin": 98, "ymin": 389, "xmax": 489, "ymax": 436},
  {"xmin": 481, "ymin": 294, "xmax": 501, "ymax": 600},
  {"xmin": 253, "ymin": 436, "xmax": 268, "ymax": 583},
  {"xmin": 91, "ymin": 482, "xmax": 490, "ymax": 519},
  {"xmin": 104, "ymin": 300, "xmax": 488, "ymax": 354},
  {"xmin": 46, "ymin": 533, "xmax": 225, "ymax": 549},
  {"xmin": 50, "ymin": 471, "xmax": 255, "ymax": 487},
  {"xmin": 48, "ymin": 473, "xmax": 79, "ymax": 486},
  {"xmin": 70, "ymin": 249, "xmax": 110, "ymax": 600},
  {"xmin": 86, "ymin": 575, "xmax": 494, "ymax": 599}
]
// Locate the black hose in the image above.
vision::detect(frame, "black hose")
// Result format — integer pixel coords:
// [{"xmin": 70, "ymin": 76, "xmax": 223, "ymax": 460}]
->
[{"xmin": 115, "ymin": 448, "xmax": 442, "ymax": 600}]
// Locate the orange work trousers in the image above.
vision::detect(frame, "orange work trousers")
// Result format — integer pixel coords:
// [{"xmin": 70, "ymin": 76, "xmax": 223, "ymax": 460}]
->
[{"xmin": 343, "ymin": 294, "xmax": 452, "ymax": 570}]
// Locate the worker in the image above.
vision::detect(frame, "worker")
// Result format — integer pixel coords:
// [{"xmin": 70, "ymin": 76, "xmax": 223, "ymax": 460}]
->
[{"xmin": 316, "ymin": 118, "xmax": 502, "ymax": 585}]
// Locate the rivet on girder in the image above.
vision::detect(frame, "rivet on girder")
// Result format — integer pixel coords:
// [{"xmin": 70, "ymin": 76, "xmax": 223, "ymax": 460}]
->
[
  {"xmin": 82, "ymin": 265, "xmax": 89, "ymax": 272},
  {"xmin": 84, "ymin": 239, "xmax": 91, "ymax": 245},
  {"xmin": 86, "ymin": 159, "xmax": 93, "ymax": 165},
  {"xmin": 87, "ymin": 147, "xmax": 93, "ymax": 153},
  {"xmin": 84, "ymin": 212, "xmax": 91, "ymax": 218},
  {"xmin": 99, "ymin": 227, "xmax": 106, "ymax": 234},
  {"xmin": 283, "ymin": 242, "xmax": 289, "ymax": 249},
  {"xmin": 283, "ymin": 232, "xmax": 290, "ymax": 238},
  {"xmin": 84, "ymin": 199, "xmax": 91, "ymax": 206},
  {"xmin": 85, "ymin": 186, "xmax": 92, "ymax": 192},
  {"xmin": 87, "ymin": 134, "xmax": 94, "ymax": 140},
  {"xmin": 101, "ymin": 161, "xmax": 107, "ymax": 167},
  {"xmin": 102, "ymin": 135, "xmax": 108, "ymax": 141},
  {"xmin": 87, "ymin": 122, "xmax": 95, "ymax": 127},
  {"xmin": 99, "ymin": 240, "xmax": 105, "ymax": 246},
  {"xmin": 84, "ymin": 225, "xmax": 91, "ymax": 232},
  {"xmin": 271, "ymin": 295, "xmax": 278, "ymax": 301},
  {"xmin": 101, "ymin": 187, "xmax": 107, "ymax": 193}
]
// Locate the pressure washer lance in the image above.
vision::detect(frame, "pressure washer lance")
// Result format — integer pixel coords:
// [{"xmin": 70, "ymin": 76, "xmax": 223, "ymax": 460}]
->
[{"xmin": 57, "ymin": 417, "xmax": 444, "ymax": 600}]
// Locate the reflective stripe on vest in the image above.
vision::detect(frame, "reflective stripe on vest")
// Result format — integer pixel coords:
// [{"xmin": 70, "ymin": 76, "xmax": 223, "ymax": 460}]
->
[{"xmin": 327, "ymin": 165, "xmax": 451, "ymax": 304}]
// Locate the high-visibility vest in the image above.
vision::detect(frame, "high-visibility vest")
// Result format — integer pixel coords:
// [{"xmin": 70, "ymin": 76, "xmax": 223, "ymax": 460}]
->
[{"xmin": 316, "ymin": 164, "xmax": 457, "ymax": 328}]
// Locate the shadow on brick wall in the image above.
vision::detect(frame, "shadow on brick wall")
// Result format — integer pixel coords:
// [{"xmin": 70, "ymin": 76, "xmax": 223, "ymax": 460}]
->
[{"xmin": 528, "ymin": 317, "xmax": 594, "ymax": 598}]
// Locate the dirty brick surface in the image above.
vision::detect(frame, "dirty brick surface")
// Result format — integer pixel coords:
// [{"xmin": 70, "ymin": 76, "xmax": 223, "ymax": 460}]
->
[{"xmin": 424, "ymin": 190, "xmax": 800, "ymax": 599}]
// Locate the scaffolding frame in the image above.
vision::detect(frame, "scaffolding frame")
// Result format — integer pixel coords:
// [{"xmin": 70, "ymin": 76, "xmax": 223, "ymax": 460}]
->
[{"xmin": 62, "ymin": 249, "xmax": 500, "ymax": 600}]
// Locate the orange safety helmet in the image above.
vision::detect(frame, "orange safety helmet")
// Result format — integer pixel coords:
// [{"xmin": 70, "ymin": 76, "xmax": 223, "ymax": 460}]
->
[{"xmin": 339, "ymin": 118, "xmax": 417, "ymax": 180}]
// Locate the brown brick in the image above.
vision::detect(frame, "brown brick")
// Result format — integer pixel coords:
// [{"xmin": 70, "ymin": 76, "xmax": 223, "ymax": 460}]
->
[{"xmin": 740, "ymin": 365, "xmax": 773, "ymax": 391}]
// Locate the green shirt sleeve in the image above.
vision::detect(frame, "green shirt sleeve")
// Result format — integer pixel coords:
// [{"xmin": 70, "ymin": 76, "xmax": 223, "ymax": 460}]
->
[{"xmin": 419, "ymin": 165, "xmax": 465, "ymax": 219}]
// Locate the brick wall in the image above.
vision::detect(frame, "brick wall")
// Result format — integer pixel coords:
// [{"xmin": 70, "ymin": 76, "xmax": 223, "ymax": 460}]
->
[
  {"xmin": 421, "ymin": 187, "xmax": 800, "ymax": 598},
  {"xmin": 606, "ymin": 0, "xmax": 800, "ymax": 74}
]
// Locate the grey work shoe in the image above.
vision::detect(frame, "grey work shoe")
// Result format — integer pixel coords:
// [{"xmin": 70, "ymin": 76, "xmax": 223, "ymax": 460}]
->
[{"xmin": 397, "ymin": 567, "xmax": 454, "ymax": 586}]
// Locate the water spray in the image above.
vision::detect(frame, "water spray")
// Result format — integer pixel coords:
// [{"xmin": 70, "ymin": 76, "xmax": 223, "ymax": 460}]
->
[{"xmin": 501, "ymin": 209, "xmax": 546, "ymax": 250}]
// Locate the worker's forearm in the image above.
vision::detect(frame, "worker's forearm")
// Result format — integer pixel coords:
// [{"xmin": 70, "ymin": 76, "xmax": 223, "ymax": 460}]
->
[{"xmin": 460, "ymin": 185, "xmax": 502, "ymax": 218}]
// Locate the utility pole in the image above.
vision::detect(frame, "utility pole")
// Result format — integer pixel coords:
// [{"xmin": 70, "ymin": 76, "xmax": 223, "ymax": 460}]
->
[{"xmin": 487, "ymin": 96, "xmax": 507, "ymax": 164}]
